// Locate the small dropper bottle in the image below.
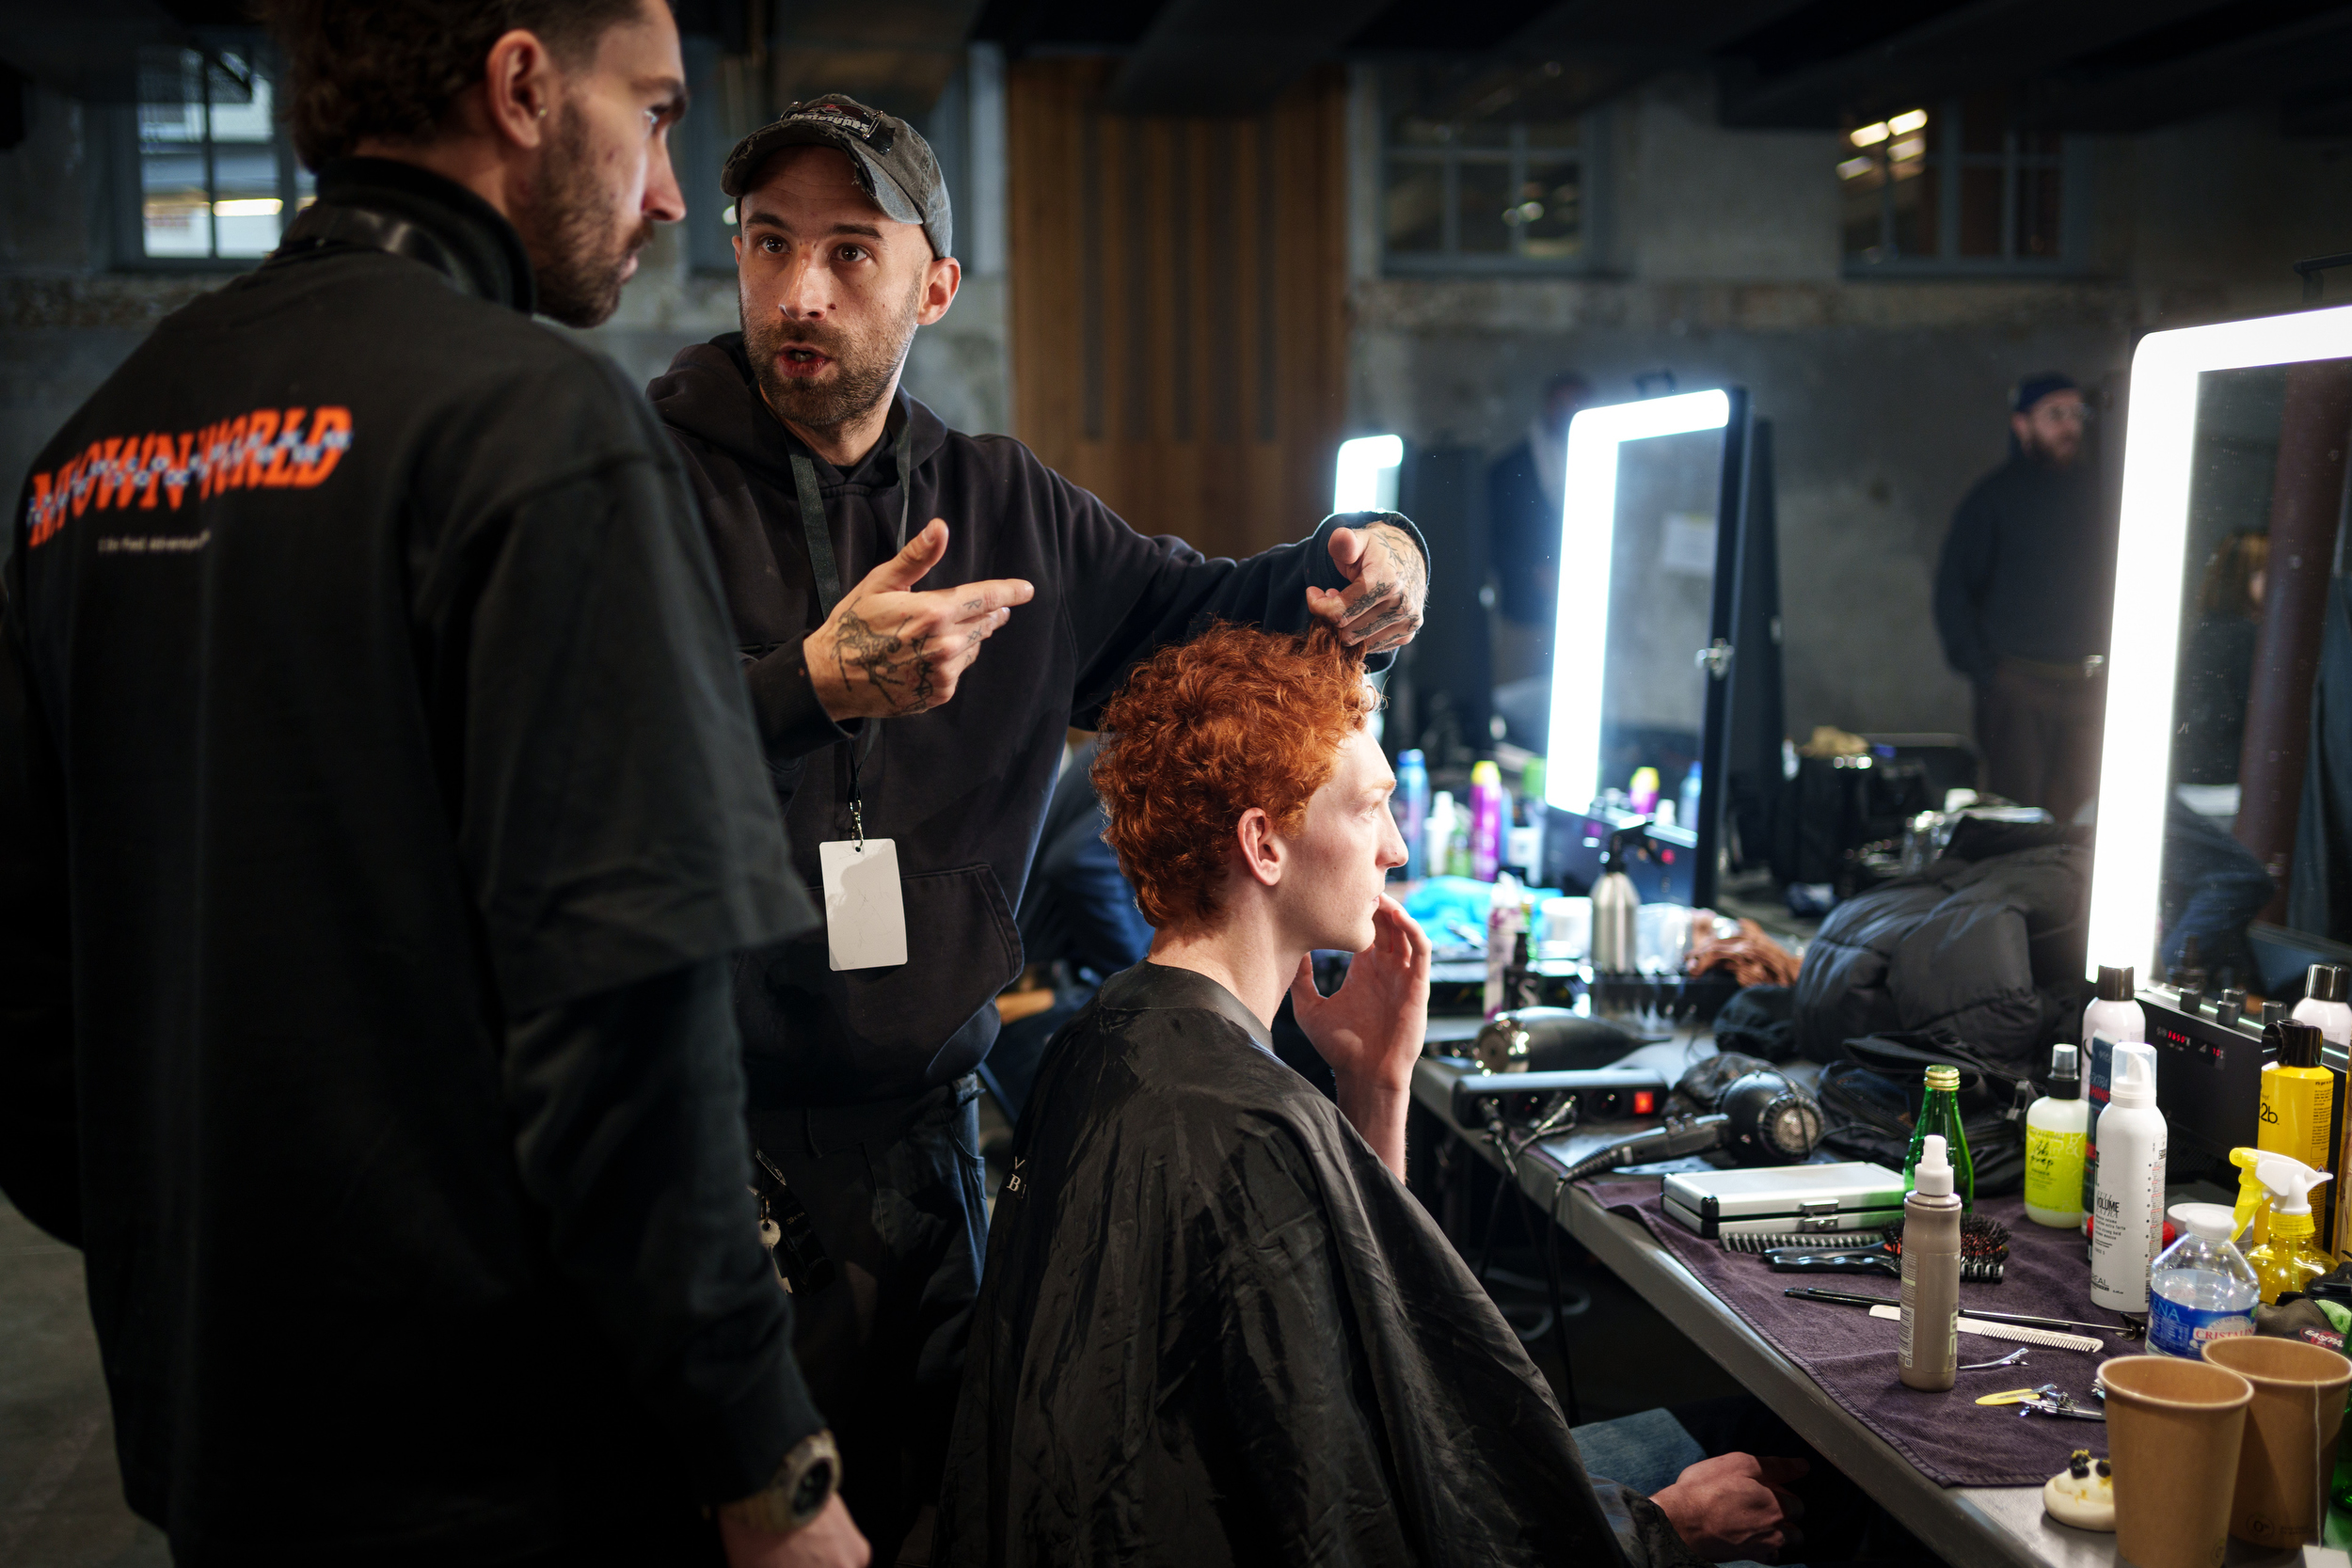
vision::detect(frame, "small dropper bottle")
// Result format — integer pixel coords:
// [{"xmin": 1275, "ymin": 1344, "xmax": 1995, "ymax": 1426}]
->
[{"xmin": 1899, "ymin": 1133, "xmax": 1963, "ymax": 1391}]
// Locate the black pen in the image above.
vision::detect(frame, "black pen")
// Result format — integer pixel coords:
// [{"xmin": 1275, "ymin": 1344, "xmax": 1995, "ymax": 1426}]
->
[{"xmin": 1783, "ymin": 1286, "xmax": 2134, "ymax": 1338}]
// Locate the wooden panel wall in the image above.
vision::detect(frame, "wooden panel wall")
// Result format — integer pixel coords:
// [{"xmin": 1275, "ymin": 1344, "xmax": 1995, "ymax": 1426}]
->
[{"xmin": 1006, "ymin": 59, "xmax": 1348, "ymax": 562}]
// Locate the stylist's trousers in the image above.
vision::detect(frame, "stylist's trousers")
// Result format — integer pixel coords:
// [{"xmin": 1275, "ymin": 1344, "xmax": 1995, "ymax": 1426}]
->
[
  {"xmin": 1976, "ymin": 658, "xmax": 2106, "ymax": 826},
  {"xmin": 748, "ymin": 1075, "xmax": 988, "ymax": 1567}
]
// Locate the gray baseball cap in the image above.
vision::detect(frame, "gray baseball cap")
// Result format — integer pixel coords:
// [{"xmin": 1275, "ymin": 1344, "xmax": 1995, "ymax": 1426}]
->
[{"xmin": 721, "ymin": 93, "xmax": 952, "ymax": 260}]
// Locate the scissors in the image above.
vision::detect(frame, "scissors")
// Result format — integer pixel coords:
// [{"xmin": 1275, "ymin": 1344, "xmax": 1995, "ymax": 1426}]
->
[{"xmin": 1976, "ymin": 1384, "xmax": 2104, "ymax": 1420}]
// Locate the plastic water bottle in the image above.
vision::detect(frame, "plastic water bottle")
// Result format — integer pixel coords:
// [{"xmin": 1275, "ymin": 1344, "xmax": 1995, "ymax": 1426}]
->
[{"xmin": 2147, "ymin": 1201, "xmax": 2257, "ymax": 1357}]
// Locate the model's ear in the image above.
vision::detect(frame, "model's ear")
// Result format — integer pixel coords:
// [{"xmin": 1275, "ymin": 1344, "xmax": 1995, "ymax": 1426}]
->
[{"xmin": 1232, "ymin": 806, "xmax": 1284, "ymax": 890}]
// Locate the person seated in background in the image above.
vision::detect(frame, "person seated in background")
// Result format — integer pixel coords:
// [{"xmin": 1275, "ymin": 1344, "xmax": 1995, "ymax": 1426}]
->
[
  {"xmin": 984, "ymin": 733, "xmax": 1154, "ymax": 1120},
  {"xmin": 937, "ymin": 622, "xmax": 1804, "ymax": 1568}
]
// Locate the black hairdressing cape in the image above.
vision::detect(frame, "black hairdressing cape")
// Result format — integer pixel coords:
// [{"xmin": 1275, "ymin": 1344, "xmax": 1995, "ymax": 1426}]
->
[{"xmin": 938, "ymin": 962, "xmax": 1699, "ymax": 1568}]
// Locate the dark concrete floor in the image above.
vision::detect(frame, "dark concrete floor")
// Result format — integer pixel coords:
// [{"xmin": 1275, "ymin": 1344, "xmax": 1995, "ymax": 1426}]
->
[{"xmin": 0, "ymin": 1198, "xmax": 171, "ymax": 1567}]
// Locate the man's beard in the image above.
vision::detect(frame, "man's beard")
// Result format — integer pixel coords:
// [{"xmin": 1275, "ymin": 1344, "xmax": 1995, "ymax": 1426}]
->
[
  {"xmin": 526, "ymin": 103, "xmax": 653, "ymax": 328},
  {"xmin": 743, "ymin": 277, "xmax": 922, "ymax": 432}
]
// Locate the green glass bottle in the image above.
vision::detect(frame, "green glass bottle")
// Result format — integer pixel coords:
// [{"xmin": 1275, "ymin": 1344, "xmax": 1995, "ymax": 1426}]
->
[{"xmin": 1904, "ymin": 1065, "xmax": 1976, "ymax": 1212}]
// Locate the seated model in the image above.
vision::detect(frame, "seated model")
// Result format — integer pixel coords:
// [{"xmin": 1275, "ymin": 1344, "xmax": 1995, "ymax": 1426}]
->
[{"xmin": 938, "ymin": 624, "xmax": 1800, "ymax": 1567}]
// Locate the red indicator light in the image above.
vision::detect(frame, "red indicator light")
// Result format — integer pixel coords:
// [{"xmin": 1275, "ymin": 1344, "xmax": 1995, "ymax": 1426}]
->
[
  {"xmin": 1660, "ymin": 848, "xmax": 1676, "ymax": 863},
  {"xmin": 1633, "ymin": 1090, "xmax": 1656, "ymax": 1117}
]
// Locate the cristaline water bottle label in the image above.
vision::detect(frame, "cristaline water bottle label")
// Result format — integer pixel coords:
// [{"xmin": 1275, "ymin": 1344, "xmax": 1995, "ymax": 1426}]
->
[
  {"xmin": 2024, "ymin": 1125, "xmax": 2086, "ymax": 1211},
  {"xmin": 2148, "ymin": 1290, "xmax": 2254, "ymax": 1357}
]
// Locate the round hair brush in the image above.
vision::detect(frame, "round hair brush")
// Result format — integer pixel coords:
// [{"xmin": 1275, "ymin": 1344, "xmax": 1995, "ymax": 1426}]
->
[{"xmin": 1883, "ymin": 1212, "xmax": 2011, "ymax": 1266}]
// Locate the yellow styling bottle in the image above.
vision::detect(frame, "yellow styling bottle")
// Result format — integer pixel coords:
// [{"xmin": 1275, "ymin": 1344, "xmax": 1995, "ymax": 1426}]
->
[
  {"xmin": 2254, "ymin": 1022, "xmax": 2335, "ymax": 1248},
  {"xmin": 2240, "ymin": 1151, "xmax": 2335, "ymax": 1304}
]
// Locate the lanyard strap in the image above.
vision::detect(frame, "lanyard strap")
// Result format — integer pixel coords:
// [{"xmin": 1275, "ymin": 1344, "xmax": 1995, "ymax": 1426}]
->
[
  {"xmin": 786, "ymin": 417, "xmax": 915, "ymax": 845},
  {"xmin": 786, "ymin": 417, "xmax": 915, "ymax": 618}
]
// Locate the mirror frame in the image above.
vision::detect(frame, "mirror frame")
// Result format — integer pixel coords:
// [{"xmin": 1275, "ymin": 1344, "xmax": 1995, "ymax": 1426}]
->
[
  {"xmin": 2086, "ymin": 304, "xmax": 2352, "ymax": 978},
  {"xmin": 1543, "ymin": 390, "xmax": 1751, "ymax": 911}
]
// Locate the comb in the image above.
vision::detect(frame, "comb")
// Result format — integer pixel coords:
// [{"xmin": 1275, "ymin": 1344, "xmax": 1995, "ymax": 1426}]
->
[{"xmin": 1865, "ymin": 1305, "xmax": 2099, "ymax": 1353}]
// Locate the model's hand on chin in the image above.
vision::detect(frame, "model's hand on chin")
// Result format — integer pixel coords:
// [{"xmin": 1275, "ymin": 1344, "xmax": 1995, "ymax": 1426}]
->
[{"xmin": 1291, "ymin": 895, "xmax": 1430, "ymax": 1089}]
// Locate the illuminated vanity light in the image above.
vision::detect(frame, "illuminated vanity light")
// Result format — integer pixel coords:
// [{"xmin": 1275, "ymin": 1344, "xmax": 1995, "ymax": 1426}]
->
[
  {"xmin": 2085, "ymin": 303, "xmax": 2352, "ymax": 977},
  {"xmin": 1333, "ymin": 434, "xmax": 1404, "ymax": 515},
  {"xmin": 1888, "ymin": 108, "xmax": 1929, "ymax": 135},
  {"xmin": 1546, "ymin": 389, "xmax": 1733, "ymax": 814},
  {"xmin": 211, "ymin": 198, "xmax": 282, "ymax": 217},
  {"xmin": 1850, "ymin": 121, "xmax": 1890, "ymax": 148}
]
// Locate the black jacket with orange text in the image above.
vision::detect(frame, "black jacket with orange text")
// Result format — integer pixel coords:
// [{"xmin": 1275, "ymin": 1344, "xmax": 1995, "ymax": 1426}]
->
[{"xmin": 0, "ymin": 160, "xmax": 821, "ymax": 1564}]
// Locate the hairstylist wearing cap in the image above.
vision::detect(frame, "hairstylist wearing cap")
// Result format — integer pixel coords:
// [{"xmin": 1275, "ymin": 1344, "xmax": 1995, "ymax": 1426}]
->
[
  {"xmin": 1933, "ymin": 373, "xmax": 2112, "ymax": 826},
  {"xmin": 646, "ymin": 94, "xmax": 1429, "ymax": 1562}
]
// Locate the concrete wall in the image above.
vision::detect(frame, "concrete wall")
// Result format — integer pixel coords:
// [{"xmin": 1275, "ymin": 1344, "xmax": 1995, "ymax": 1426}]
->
[
  {"xmin": 8, "ymin": 57, "xmax": 2352, "ymax": 746},
  {"xmin": 1346, "ymin": 71, "xmax": 2352, "ymax": 742}
]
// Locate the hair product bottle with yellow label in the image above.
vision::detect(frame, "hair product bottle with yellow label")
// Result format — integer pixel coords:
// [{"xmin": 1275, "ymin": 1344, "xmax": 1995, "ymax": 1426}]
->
[
  {"xmin": 2256, "ymin": 1022, "xmax": 2334, "ymax": 1248},
  {"xmin": 2024, "ymin": 1043, "xmax": 2090, "ymax": 1228}
]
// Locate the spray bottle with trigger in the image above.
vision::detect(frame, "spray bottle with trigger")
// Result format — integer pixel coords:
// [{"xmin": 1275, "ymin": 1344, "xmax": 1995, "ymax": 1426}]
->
[
  {"xmin": 1589, "ymin": 822, "xmax": 1645, "ymax": 976},
  {"xmin": 2230, "ymin": 1147, "xmax": 2337, "ymax": 1305}
]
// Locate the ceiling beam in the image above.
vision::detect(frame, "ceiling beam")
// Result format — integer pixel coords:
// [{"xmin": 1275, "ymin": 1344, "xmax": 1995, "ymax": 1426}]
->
[
  {"xmin": 1717, "ymin": 0, "xmax": 2233, "ymax": 128},
  {"xmin": 1378, "ymin": 0, "xmax": 1821, "ymax": 131},
  {"xmin": 1504, "ymin": 0, "xmax": 1821, "ymax": 56},
  {"xmin": 2031, "ymin": 4, "xmax": 2352, "ymax": 132},
  {"xmin": 1103, "ymin": 0, "xmax": 1391, "ymax": 116},
  {"xmin": 769, "ymin": 0, "xmax": 991, "ymax": 119},
  {"xmin": 0, "ymin": 1, "xmax": 196, "ymax": 101}
]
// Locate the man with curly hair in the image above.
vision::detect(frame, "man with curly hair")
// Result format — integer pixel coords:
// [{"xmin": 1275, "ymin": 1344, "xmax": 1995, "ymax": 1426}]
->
[{"xmin": 935, "ymin": 624, "xmax": 1805, "ymax": 1568}]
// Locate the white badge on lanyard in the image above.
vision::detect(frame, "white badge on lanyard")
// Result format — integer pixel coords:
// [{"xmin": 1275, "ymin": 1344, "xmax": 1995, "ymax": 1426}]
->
[
  {"xmin": 792, "ymin": 435, "xmax": 914, "ymax": 973},
  {"xmin": 818, "ymin": 837, "xmax": 906, "ymax": 970}
]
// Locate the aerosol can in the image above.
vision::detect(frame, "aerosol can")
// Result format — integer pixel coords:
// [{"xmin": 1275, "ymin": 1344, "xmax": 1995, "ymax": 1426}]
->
[{"xmin": 1590, "ymin": 823, "xmax": 1644, "ymax": 974}]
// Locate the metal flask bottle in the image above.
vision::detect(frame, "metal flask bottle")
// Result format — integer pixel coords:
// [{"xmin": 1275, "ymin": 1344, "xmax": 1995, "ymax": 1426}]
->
[{"xmin": 1590, "ymin": 824, "xmax": 1643, "ymax": 974}]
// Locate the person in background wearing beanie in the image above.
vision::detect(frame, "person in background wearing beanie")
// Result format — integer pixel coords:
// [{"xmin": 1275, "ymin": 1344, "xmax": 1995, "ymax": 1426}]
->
[
  {"xmin": 1933, "ymin": 373, "xmax": 2112, "ymax": 826},
  {"xmin": 1, "ymin": 2, "xmax": 866, "ymax": 1565},
  {"xmin": 648, "ymin": 95, "xmax": 1431, "ymax": 1562}
]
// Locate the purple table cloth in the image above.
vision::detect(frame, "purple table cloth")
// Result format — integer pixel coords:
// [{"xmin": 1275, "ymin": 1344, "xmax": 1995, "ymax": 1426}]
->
[{"xmin": 1581, "ymin": 1181, "xmax": 2126, "ymax": 1487}]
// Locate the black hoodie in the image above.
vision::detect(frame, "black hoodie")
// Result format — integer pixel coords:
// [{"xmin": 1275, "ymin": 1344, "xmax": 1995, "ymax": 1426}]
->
[{"xmin": 649, "ymin": 336, "xmax": 1424, "ymax": 1105}]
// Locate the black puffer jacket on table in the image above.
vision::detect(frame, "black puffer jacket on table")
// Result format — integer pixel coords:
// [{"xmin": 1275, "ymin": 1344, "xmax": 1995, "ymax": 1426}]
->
[{"xmin": 1792, "ymin": 824, "xmax": 2090, "ymax": 1072}]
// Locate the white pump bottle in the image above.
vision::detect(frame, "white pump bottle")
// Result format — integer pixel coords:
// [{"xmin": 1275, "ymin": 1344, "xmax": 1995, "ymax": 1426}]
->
[{"xmin": 2089, "ymin": 1043, "xmax": 2167, "ymax": 1312}]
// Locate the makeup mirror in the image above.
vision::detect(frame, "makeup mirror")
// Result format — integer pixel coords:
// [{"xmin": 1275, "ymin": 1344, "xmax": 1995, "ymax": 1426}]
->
[
  {"xmin": 1540, "ymin": 388, "xmax": 1757, "ymax": 909},
  {"xmin": 2088, "ymin": 307, "xmax": 2352, "ymax": 990}
]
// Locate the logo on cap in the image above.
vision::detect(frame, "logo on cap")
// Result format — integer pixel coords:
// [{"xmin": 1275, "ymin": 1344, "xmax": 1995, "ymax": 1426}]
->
[{"xmin": 783, "ymin": 101, "xmax": 893, "ymax": 153}]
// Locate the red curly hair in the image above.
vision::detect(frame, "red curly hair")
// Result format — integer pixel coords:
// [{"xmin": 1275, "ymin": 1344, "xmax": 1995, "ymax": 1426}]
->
[{"xmin": 1094, "ymin": 623, "xmax": 1375, "ymax": 928}]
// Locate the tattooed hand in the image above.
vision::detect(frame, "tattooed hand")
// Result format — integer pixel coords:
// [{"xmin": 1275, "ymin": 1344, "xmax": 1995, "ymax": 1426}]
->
[
  {"xmin": 1308, "ymin": 520, "xmax": 1427, "ymax": 655},
  {"xmin": 805, "ymin": 518, "xmax": 1034, "ymax": 720}
]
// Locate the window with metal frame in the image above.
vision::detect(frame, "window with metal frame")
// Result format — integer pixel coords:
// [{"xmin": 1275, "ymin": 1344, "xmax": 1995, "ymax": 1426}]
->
[
  {"xmin": 1839, "ymin": 97, "xmax": 2082, "ymax": 274},
  {"xmin": 119, "ymin": 40, "xmax": 310, "ymax": 268},
  {"xmin": 1381, "ymin": 67, "xmax": 1595, "ymax": 276}
]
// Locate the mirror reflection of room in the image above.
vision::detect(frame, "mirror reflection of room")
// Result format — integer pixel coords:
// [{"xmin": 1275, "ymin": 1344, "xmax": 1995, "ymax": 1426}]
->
[{"xmin": 2159, "ymin": 363, "xmax": 2352, "ymax": 991}]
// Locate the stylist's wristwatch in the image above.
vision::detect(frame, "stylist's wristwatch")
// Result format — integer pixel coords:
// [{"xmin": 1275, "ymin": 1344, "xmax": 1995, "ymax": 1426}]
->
[{"xmin": 721, "ymin": 1430, "xmax": 841, "ymax": 1536}]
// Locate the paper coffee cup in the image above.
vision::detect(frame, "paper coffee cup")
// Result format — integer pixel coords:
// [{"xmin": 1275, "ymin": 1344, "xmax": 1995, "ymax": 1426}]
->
[
  {"xmin": 2098, "ymin": 1354, "xmax": 2253, "ymax": 1568},
  {"xmin": 2201, "ymin": 1335, "xmax": 2352, "ymax": 1546}
]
